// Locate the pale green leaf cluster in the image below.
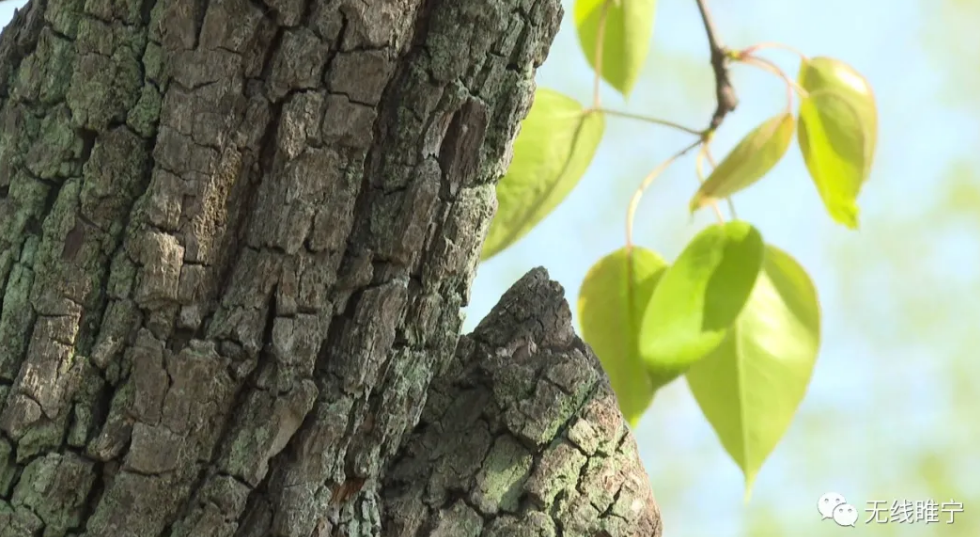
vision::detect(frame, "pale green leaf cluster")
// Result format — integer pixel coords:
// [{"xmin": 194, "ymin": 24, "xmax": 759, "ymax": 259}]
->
[
  {"xmin": 578, "ymin": 225, "xmax": 820, "ymax": 498},
  {"xmin": 480, "ymin": 0, "xmax": 876, "ymax": 498},
  {"xmin": 688, "ymin": 56, "xmax": 877, "ymax": 228}
]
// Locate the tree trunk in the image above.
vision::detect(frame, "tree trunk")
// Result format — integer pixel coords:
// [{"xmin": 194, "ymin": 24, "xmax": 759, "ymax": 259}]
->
[{"xmin": 0, "ymin": 0, "xmax": 663, "ymax": 535}]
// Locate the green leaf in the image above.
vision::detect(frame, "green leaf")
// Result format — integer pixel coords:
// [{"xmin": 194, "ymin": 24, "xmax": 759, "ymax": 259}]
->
[
  {"xmin": 685, "ymin": 244, "xmax": 821, "ymax": 499},
  {"xmin": 482, "ymin": 89, "xmax": 605, "ymax": 260},
  {"xmin": 797, "ymin": 91, "xmax": 868, "ymax": 228},
  {"xmin": 578, "ymin": 247, "xmax": 668, "ymax": 426},
  {"xmin": 639, "ymin": 221, "xmax": 764, "ymax": 390},
  {"xmin": 690, "ymin": 113, "xmax": 795, "ymax": 212},
  {"xmin": 574, "ymin": 0, "xmax": 657, "ymax": 97},
  {"xmin": 797, "ymin": 57, "xmax": 877, "ymax": 228}
]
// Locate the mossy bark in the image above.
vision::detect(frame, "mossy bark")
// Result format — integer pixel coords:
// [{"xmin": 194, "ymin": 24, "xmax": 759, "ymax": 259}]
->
[{"xmin": 0, "ymin": 0, "xmax": 664, "ymax": 535}]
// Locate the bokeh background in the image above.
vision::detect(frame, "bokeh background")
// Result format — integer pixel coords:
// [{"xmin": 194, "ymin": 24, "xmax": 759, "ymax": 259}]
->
[{"xmin": 2, "ymin": 0, "xmax": 976, "ymax": 535}]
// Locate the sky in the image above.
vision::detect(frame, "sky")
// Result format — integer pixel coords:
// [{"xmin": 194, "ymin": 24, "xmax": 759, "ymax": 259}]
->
[{"xmin": 1, "ymin": 0, "xmax": 977, "ymax": 535}]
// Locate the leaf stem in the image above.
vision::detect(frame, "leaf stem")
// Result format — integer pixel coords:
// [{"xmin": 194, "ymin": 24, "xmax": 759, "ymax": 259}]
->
[
  {"xmin": 592, "ymin": 108, "xmax": 702, "ymax": 136},
  {"xmin": 625, "ymin": 0, "xmax": 741, "ymax": 258},
  {"xmin": 738, "ymin": 42, "xmax": 810, "ymax": 64},
  {"xmin": 626, "ymin": 139, "xmax": 703, "ymax": 250},
  {"xmin": 592, "ymin": 1, "xmax": 612, "ymax": 109},
  {"xmin": 738, "ymin": 56, "xmax": 806, "ymax": 114}
]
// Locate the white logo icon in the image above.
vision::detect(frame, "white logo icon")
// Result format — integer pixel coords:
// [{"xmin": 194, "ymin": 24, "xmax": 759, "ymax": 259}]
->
[
  {"xmin": 833, "ymin": 503, "xmax": 859, "ymax": 527},
  {"xmin": 818, "ymin": 492, "xmax": 847, "ymax": 520}
]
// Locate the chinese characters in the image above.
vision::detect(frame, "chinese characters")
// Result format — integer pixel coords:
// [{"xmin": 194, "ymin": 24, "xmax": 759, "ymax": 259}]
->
[{"xmin": 865, "ymin": 499, "xmax": 964, "ymax": 525}]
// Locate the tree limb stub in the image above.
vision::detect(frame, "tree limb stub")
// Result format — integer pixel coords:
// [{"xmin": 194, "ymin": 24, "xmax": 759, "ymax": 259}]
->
[{"xmin": 385, "ymin": 267, "xmax": 663, "ymax": 537}]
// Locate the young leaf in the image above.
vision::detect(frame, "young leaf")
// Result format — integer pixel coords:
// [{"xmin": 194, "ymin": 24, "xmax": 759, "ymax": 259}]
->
[
  {"xmin": 690, "ymin": 113, "xmax": 794, "ymax": 212},
  {"xmin": 574, "ymin": 0, "xmax": 657, "ymax": 98},
  {"xmin": 482, "ymin": 89, "xmax": 605, "ymax": 260},
  {"xmin": 797, "ymin": 90, "xmax": 868, "ymax": 228},
  {"xmin": 685, "ymin": 244, "xmax": 820, "ymax": 499},
  {"xmin": 639, "ymin": 222, "xmax": 764, "ymax": 390},
  {"xmin": 798, "ymin": 56, "xmax": 877, "ymax": 177},
  {"xmin": 578, "ymin": 247, "xmax": 668, "ymax": 426},
  {"xmin": 796, "ymin": 58, "xmax": 876, "ymax": 228}
]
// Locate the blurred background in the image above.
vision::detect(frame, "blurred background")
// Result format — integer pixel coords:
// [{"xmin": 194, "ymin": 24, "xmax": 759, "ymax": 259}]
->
[{"xmin": 2, "ymin": 0, "xmax": 976, "ymax": 535}]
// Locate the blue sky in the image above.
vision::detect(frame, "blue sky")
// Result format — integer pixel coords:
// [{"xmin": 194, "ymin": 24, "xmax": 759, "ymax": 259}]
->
[{"xmin": 1, "ymin": 0, "xmax": 975, "ymax": 535}]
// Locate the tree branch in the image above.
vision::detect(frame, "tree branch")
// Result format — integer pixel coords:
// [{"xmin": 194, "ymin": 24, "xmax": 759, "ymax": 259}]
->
[
  {"xmin": 384, "ymin": 268, "xmax": 663, "ymax": 537},
  {"xmin": 695, "ymin": 0, "xmax": 738, "ymax": 132}
]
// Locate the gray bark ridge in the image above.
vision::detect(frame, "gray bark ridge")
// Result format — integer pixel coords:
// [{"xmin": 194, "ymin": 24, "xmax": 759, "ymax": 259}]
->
[
  {"xmin": 385, "ymin": 267, "xmax": 663, "ymax": 537},
  {"xmin": 0, "ymin": 0, "xmax": 662, "ymax": 534}
]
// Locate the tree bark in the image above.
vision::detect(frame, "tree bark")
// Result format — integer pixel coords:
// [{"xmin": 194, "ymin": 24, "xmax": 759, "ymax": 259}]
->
[{"xmin": 0, "ymin": 0, "xmax": 663, "ymax": 535}]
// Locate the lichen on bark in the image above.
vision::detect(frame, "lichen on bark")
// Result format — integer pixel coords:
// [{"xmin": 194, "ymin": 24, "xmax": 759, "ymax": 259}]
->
[
  {"xmin": 0, "ymin": 0, "xmax": 663, "ymax": 535},
  {"xmin": 385, "ymin": 268, "xmax": 663, "ymax": 537}
]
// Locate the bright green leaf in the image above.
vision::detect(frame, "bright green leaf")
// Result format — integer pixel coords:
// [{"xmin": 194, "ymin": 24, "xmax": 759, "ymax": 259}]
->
[
  {"xmin": 685, "ymin": 244, "xmax": 821, "ymax": 499},
  {"xmin": 578, "ymin": 247, "xmax": 668, "ymax": 426},
  {"xmin": 797, "ymin": 57, "xmax": 877, "ymax": 228},
  {"xmin": 482, "ymin": 89, "xmax": 605, "ymax": 260},
  {"xmin": 690, "ymin": 113, "xmax": 794, "ymax": 212},
  {"xmin": 798, "ymin": 56, "xmax": 877, "ymax": 176},
  {"xmin": 639, "ymin": 221, "xmax": 764, "ymax": 390},
  {"xmin": 798, "ymin": 90, "xmax": 868, "ymax": 228},
  {"xmin": 574, "ymin": 0, "xmax": 657, "ymax": 97}
]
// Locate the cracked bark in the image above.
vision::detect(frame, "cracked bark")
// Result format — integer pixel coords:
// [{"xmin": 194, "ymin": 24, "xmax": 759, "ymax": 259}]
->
[{"xmin": 0, "ymin": 0, "xmax": 664, "ymax": 535}]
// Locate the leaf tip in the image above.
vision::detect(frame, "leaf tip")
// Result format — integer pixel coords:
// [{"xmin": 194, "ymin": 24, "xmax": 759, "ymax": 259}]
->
[
  {"xmin": 835, "ymin": 205, "xmax": 860, "ymax": 229},
  {"xmin": 688, "ymin": 195, "xmax": 707, "ymax": 214},
  {"xmin": 619, "ymin": 84, "xmax": 634, "ymax": 101},
  {"xmin": 743, "ymin": 473, "xmax": 757, "ymax": 504}
]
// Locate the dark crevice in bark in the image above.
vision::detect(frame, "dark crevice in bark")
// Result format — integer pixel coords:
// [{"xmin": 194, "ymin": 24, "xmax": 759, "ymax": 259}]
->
[
  {"xmin": 140, "ymin": 0, "xmax": 157, "ymax": 26},
  {"xmin": 78, "ymin": 127, "xmax": 97, "ymax": 161}
]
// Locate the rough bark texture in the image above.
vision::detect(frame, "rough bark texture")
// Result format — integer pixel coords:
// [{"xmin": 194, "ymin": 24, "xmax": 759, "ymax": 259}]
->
[
  {"xmin": 0, "ymin": 0, "xmax": 663, "ymax": 535},
  {"xmin": 384, "ymin": 268, "xmax": 662, "ymax": 537}
]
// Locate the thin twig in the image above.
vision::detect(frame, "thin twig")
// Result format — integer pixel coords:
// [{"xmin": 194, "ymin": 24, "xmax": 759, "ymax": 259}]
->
[
  {"xmin": 625, "ymin": 1, "xmax": 740, "ymax": 310},
  {"xmin": 594, "ymin": 108, "xmax": 702, "ymax": 136},
  {"xmin": 739, "ymin": 42, "xmax": 810, "ymax": 64},
  {"xmin": 626, "ymin": 139, "xmax": 703, "ymax": 249},
  {"xmin": 695, "ymin": 0, "xmax": 738, "ymax": 132},
  {"xmin": 688, "ymin": 0, "xmax": 739, "ymax": 220},
  {"xmin": 738, "ymin": 55, "xmax": 805, "ymax": 113},
  {"xmin": 695, "ymin": 142, "xmax": 707, "ymax": 181}
]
